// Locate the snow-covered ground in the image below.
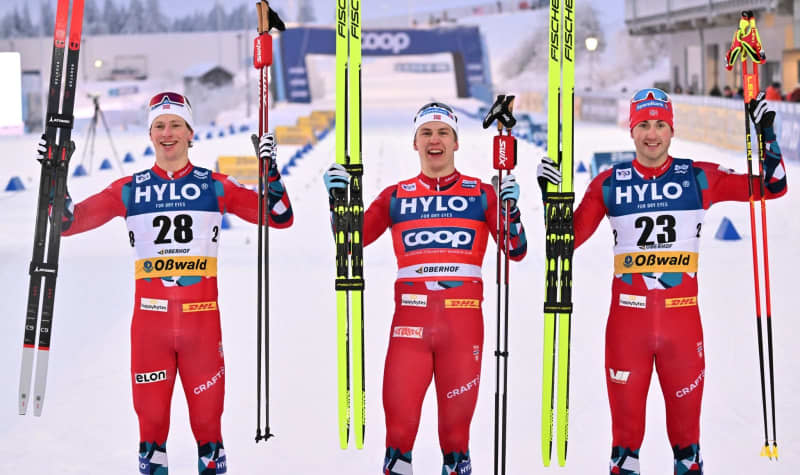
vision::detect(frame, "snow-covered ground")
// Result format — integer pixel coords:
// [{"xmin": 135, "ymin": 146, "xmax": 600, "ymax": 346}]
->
[{"xmin": 1, "ymin": 88, "xmax": 799, "ymax": 474}]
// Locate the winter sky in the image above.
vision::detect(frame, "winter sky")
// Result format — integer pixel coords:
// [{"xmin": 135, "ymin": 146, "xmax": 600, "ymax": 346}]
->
[{"xmin": 2, "ymin": 0, "xmax": 626, "ymax": 33}]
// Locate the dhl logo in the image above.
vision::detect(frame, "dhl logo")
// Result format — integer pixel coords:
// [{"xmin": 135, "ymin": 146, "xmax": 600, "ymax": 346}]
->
[
  {"xmin": 444, "ymin": 299, "xmax": 480, "ymax": 309},
  {"xmin": 182, "ymin": 301, "xmax": 218, "ymax": 313},
  {"xmin": 665, "ymin": 296, "xmax": 697, "ymax": 308}
]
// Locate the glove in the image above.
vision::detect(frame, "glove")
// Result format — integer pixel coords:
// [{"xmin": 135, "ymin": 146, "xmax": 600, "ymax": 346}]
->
[
  {"xmin": 36, "ymin": 134, "xmax": 48, "ymax": 161},
  {"xmin": 748, "ymin": 91, "xmax": 776, "ymax": 129},
  {"xmin": 48, "ymin": 186, "xmax": 75, "ymax": 232},
  {"xmin": 258, "ymin": 132, "xmax": 279, "ymax": 176},
  {"xmin": 323, "ymin": 163, "xmax": 350, "ymax": 199},
  {"xmin": 499, "ymin": 174, "xmax": 519, "ymax": 209},
  {"xmin": 536, "ymin": 156, "xmax": 562, "ymax": 200}
]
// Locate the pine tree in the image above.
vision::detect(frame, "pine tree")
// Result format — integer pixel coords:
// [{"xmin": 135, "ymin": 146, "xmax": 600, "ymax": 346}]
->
[
  {"xmin": 103, "ymin": 0, "xmax": 125, "ymax": 34},
  {"xmin": 84, "ymin": 0, "xmax": 107, "ymax": 35},
  {"xmin": 39, "ymin": 1, "xmax": 54, "ymax": 36},
  {"xmin": 145, "ymin": 0, "xmax": 168, "ymax": 33},
  {"xmin": 120, "ymin": 0, "xmax": 145, "ymax": 33}
]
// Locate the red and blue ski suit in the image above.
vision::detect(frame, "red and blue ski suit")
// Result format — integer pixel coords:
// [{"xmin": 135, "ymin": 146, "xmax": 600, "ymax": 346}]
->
[
  {"xmin": 574, "ymin": 129, "xmax": 786, "ymax": 474},
  {"xmin": 361, "ymin": 170, "xmax": 527, "ymax": 473},
  {"xmin": 62, "ymin": 161, "xmax": 292, "ymax": 473}
]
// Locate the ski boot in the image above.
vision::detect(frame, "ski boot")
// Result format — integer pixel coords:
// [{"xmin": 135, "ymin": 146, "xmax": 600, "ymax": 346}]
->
[
  {"xmin": 139, "ymin": 441, "xmax": 168, "ymax": 475},
  {"xmin": 610, "ymin": 446, "xmax": 640, "ymax": 475},
  {"xmin": 384, "ymin": 447, "xmax": 413, "ymax": 475},
  {"xmin": 198, "ymin": 441, "xmax": 227, "ymax": 474},
  {"xmin": 442, "ymin": 450, "xmax": 471, "ymax": 475},
  {"xmin": 673, "ymin": 444, "xmax": 703, "ymax": 475}
]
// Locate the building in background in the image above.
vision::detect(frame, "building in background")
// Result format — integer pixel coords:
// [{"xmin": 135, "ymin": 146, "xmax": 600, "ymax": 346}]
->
[{"xmin": 625, "ymin": 0, "xmax": 796, "ymax": 96}]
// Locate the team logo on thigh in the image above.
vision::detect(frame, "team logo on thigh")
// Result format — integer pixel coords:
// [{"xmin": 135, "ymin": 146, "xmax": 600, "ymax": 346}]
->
[
  {"xmin": 135, "ymin": 369, "xmax": 168, "ymax": 384},
  {"xmin": 392, "ymin": 326, "xmax": 423, "ymax": 339},
  {"xmin": 609, "ymin": 368, "xmax": 631, "ymax": 384}
]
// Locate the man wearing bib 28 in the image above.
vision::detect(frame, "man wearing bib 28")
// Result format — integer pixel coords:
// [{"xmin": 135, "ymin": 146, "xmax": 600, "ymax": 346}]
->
[
  {"xmin": 324, "ymin": 102, "xmax": 527, "ymax": 475},
  {"xmin": 51, "ymin": 92, "xmax": 293, "ymax": 474},
  {"xmin": 537, "ymin": 88, "xmax": 787, "ymax": 474}
]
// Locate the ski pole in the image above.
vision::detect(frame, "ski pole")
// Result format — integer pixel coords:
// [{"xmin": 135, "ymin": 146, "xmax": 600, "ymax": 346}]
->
[
  {"xmin": 483, "ymin": 94, "xmax": 518, "ymax": 475},
  {"xmin": 251, "ymin": 0, "xmax": 285, "ymax": 443},
  {"xmin": 726, "ymin": 10, "xmax": 776, "ymax": 459}
]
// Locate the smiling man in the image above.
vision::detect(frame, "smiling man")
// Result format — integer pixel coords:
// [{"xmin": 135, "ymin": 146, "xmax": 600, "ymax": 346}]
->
[
  {"xmin": 536, "ymin": 88, "xmax": 788, "ymax": 474},
  {"xmin": 324, "ymin": 101, "xmax": 528, "ymax": 475},
  {"xmin": 50, "ymin": 91, "xmax": 293, "ymax": 474}
]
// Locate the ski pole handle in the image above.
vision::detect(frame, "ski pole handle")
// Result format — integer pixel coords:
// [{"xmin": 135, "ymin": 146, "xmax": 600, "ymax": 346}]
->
[{"xmin": 493, "ymin": 135, "xmax": 517, "ymax": 171}]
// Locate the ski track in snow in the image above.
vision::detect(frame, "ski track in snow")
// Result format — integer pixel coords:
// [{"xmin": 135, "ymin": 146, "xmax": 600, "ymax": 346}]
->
[{"xmin": 1, "ymin": 98, "xmax": 799, "ymax": 474}]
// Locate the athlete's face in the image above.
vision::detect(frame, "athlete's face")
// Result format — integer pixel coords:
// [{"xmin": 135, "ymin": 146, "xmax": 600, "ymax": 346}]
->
[
  {"xmin": 149, "ymin": 114, "xmax": 193, "ymax": 171},
  {"xmin": 414, "ymin": 121, "xmax": 458, "ymax": 177},
  {"xmin": 631, "ymin": 119, "xmax": 673, "ymax": 167}
]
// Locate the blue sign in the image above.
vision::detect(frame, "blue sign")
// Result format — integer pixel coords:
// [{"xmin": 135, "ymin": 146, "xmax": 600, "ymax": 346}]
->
[{"xmin": 278, "ymin": 27, "xmax": 490, "ymax": 103}]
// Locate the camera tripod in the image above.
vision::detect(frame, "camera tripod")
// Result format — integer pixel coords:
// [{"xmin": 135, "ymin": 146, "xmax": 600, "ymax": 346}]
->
[{"xmin": 78, "ymin": 95, "xmax": 124, "ymax": 175}]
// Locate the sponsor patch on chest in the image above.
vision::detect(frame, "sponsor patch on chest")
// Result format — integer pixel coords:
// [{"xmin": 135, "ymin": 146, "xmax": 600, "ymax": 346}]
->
[
  {"xmin": 444, "ymin": 298, "xmax": 480, "ymax": 309},
  {"xmin": 401, "ymin": 294, "xmax": 428, "ymax": 307},
  {"xmin": 665, "ymin": 296, "xmax": 697, "ymax": 308},
  {"xmin": 619, "ymin": 293, "xmax": 646, "ymax": 309},
  {"xmin": 140, "ymin": 298, "xmax": 168, "ymax": 312},
  {"xmin": 182, "ymin": 301, "xmax": 218, "ymax": 313}
]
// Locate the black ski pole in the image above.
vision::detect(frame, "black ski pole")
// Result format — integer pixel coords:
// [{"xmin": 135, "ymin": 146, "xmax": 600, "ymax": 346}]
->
[
  {"xmin": 251, "ymin": 0, "xmax": 284, "ymax": 443},
  {"xmin": 483, "ymin": 94, "xmax": 518, "ymax": 475}
]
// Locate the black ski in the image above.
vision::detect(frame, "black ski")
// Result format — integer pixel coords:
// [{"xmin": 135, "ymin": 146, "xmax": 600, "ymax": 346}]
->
[{"xmin": 19, "ymin": 0, "xmax": 85, "ymax": 417}]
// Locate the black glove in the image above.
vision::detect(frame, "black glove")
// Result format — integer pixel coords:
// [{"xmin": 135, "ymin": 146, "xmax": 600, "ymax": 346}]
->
[
  {"xmin": 536, "ymin": 156, "xmax": 562, "ymax": 201},
  {"xmin": 36, "ymin": 134, "xmax": 48, "ymax": 161},
  {"xmin": 748, "ymin": 91, "xmax": 776, "ymax": 129}
]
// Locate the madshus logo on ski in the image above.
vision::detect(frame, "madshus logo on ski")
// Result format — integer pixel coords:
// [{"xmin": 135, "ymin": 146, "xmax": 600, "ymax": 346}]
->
[{"xmin": 402, "ymin": 227, "xmax": 475, "ymax": 251}]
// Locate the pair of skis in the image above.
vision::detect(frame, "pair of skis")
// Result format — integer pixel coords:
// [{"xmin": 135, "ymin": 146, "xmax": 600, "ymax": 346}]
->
[
  {"xmin": 725, "ymin": 10, "xmax": 779, "ymax": 460},
  {"xmin": 542, "ymin": 0, "xmax": 575, "ymax": 467},
  {"xmin": 18, "ymin": 0, "xmax": 85, "ymax": 417},
  {"xmin": 334, "ymin": 0, "xmax": 365, "ymax": 450},
  {"xmin": 251, "ymin": 0, "xmax": 285, "ymax": 443}
]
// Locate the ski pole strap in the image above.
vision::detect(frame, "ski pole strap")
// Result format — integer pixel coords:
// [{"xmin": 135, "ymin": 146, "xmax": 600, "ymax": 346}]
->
[
  {"xmin": 29, "ymin": 262, "xmax": 58, "ymax": 277},
  {"xmin": 544, "ymin": 303, "xmax": 573, "ymax": 313},
  {"xmin": 46, "ymin": 113, "xmax": 74, "ymax": 129},
  {"xmin": 336, "ymin": 278, "xmax": 365, "ymax": 291}
]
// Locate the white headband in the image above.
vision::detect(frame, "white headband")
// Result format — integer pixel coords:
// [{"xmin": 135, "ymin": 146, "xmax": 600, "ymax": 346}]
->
[
  {"xmin": 413, "ymin": 103, "xmax": 458, "ymax": 137},
  {"xmin": 148, "ymin": 93, "xmax": 194, "ymax": 130}
]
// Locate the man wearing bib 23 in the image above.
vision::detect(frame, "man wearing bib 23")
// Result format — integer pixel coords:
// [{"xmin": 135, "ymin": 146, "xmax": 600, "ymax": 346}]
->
[{"xmin": 537, "ymin": 88, "xmax": 787, "ymax": 474}]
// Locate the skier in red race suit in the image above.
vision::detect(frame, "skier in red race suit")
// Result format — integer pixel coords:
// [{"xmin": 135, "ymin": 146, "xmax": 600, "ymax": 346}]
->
[
  {"xmin": 324, "ymin": 102, "xmax": 528, "ymax": 475},
  {"xmin": 536, "ymin": 88, "xmax": 787, "ymax": 474},
  {"xmin": 51, "ymin": 92, "xmax": 293, "ymax": 474}
]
